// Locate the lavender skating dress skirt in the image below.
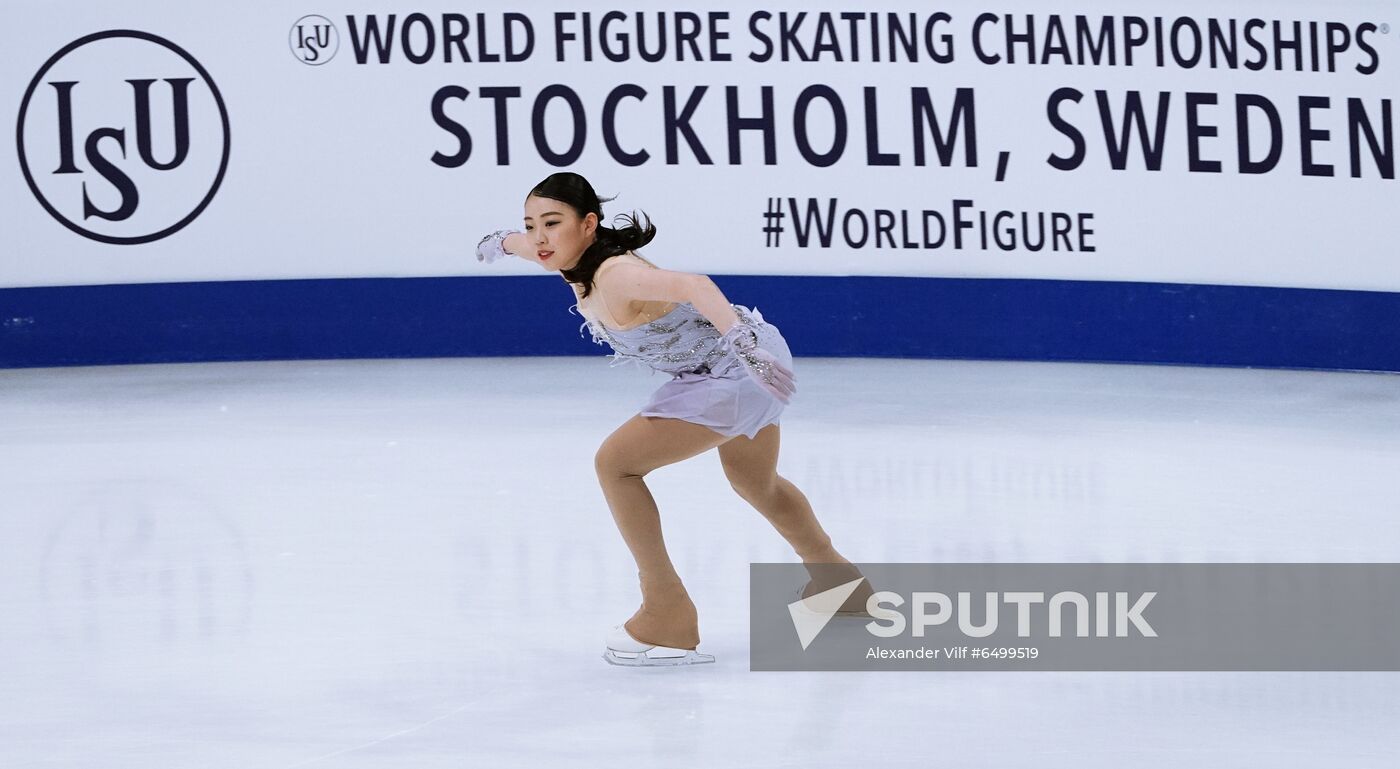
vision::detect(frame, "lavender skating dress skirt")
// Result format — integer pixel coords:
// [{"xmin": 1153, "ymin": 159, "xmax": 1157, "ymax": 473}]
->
[{"xmin": 575, "ymin": 302, "xmax": 793, "ymax": 440}]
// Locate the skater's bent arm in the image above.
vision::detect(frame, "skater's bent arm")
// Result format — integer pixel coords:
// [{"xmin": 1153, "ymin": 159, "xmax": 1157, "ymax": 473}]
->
[{"xmin": 597, "ymin": 263, "xmax": 743, "ymax": 334}]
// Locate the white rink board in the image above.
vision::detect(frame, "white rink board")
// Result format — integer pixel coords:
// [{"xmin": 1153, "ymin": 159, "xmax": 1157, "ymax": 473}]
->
[{"xmin": 2, "ymin": 0, "xmax": 1397, "ymax": 291}]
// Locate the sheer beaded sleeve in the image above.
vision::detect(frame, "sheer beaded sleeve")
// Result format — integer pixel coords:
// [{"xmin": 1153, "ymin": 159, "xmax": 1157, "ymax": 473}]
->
[{"xmin": 475, "ymin": 229, "xmax": 516, "ymax": 264}]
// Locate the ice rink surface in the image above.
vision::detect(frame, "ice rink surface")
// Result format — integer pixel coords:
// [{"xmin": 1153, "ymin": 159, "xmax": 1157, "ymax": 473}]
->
[{"xmin": 2, "ymin": 355, "xmax": 1398, "ymax": 768}]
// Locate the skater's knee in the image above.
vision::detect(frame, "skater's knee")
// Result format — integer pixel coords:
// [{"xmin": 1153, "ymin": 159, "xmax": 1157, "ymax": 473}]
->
[
  {"xmin": 594, "ymin": 441, "xmax": 646, "ymax": 480},
  {"xmin": 724, "ymin": 467, "xmax": 778, "ymax": 503}
]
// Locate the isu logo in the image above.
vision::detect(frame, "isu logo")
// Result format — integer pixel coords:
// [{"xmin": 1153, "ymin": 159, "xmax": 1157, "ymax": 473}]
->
[
  {"xmin": 16, "ymin": 30, "xmax": 231, "ymax": 245},
  {"xmin": 289, "ymin": 15, "xmax": 339, "ymax": 65}
]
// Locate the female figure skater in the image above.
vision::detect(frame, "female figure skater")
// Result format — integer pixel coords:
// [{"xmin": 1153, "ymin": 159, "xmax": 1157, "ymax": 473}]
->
[{"xmin": 476, "ymin": 172, "xmax": 868, "ymax": 666}]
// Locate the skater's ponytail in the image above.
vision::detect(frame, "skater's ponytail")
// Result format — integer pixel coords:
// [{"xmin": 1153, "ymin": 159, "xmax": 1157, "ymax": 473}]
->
[{"xmin": 530, "ymin": 172, "xmax": 657, "ymax": 299}]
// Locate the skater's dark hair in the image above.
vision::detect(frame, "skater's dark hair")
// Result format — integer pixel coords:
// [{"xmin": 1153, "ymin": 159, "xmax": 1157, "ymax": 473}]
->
[{"xmin": 529, "ymin": 172, "xmax": 656, "ymax": 299}]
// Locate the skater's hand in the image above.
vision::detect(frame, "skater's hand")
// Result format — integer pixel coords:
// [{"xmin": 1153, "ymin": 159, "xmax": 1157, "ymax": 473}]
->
[
  {"xmin": 721, "ymin": 324, "xmax": 796, "ymax": 404},
  {"xmin": 475, "ymin": 229, "xmax": 519, "ymax": 264}
]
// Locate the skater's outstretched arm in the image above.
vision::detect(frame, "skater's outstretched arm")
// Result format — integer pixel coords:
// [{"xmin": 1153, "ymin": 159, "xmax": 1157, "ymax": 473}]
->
[
  {"xmin": 474, "ymin": 229, "xmax": 548, "ymax": 267},
  {"xmin": 500, "ymin": 232, "xmax": 540, "ymax": 264},
  {"xmin": 594, "ymin": 262, "xmax": 743, "ymax": 335}
]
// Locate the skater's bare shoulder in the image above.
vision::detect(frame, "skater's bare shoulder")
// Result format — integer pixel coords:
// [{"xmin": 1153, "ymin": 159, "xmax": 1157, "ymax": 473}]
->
[{"xmin": 594, "ymin": 252, "xmax": 707, "ymax": 306}]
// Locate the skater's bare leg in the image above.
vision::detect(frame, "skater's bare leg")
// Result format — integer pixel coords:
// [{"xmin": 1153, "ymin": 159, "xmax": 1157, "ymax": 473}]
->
[
  {"xmin": 595, "ymin": 414, "xmax": 730, "ymax": 649},
  {"xmin": 718, "ymin": 423, "xmax": 844, "ymax": 562},
  {"xmin": 718, "ymin": 424, "xmax": 872, "ymax": 610}
]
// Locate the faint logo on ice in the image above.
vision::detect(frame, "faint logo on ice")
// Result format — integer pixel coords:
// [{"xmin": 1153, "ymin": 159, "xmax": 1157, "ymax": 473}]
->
[{"xmin": 38, "ymin": 478, "xmax": 254, "ymax": 645}]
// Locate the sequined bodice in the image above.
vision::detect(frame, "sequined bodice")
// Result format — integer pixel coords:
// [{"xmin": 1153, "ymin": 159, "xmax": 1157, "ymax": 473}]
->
[{"xmin": 574, "ymin": 301, "xmax": 759, "ymax": 376}]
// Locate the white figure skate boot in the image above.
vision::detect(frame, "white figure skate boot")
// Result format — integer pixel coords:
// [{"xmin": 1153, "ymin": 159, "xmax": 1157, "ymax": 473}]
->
[{"xmin": 602, "ymin": 624, "xmax": 715, "ymax": 667}]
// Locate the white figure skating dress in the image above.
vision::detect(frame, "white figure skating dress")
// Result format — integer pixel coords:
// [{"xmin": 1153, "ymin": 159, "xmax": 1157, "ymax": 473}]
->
[{"xmin": 575, "ymin": 300, "xmax": 794, "ymax": 439}]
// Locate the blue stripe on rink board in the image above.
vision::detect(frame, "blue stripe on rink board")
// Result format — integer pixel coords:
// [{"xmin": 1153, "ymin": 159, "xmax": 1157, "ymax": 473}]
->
[{"xmin": 1, "ymin": 275, "xmax": 1398, "ymax": 372}]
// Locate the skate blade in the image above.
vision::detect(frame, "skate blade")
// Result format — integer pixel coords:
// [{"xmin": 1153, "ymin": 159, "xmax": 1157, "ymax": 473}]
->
[
  {"xmin": 795, "ymin": 606, "xmax": 873, "ymax": 619},
  {"xmin": 602, "ymin": 647, "xmax": 716, "ymax": 667}
]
